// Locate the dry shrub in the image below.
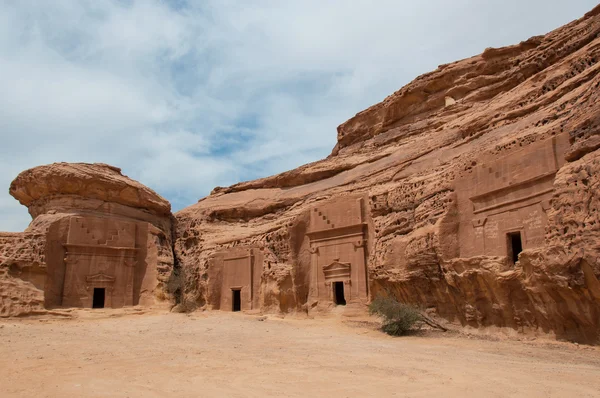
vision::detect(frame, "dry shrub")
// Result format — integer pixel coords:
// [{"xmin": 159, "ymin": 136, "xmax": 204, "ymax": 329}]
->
[{"xmin": 368, "ymin": 296, "xmax": 422, "ymax": 336}]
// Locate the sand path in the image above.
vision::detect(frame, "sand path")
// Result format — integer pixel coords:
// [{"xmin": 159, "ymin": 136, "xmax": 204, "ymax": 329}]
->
[{"xmin": 1, "ymin": 310, "xmax": 599, "ymax": 397}]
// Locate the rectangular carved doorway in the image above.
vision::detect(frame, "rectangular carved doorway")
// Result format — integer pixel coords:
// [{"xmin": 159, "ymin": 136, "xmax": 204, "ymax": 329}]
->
[
  {"xmin": 333, "ymin": 282, "xmax": 346, "ymax": 306},
  {"xmin": 232, "ymin": 289, "xmax": 241, "ymax": 312},
  {"xmin": 507, "ymin": 231, "xmax": 523, "ymax": 264},
  {"xmin": 92, "ymin": 288, "xmax": 105, "ymax": 309}
]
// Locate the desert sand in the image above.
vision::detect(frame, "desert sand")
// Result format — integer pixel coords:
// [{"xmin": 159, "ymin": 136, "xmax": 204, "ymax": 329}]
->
[{"xmin": 1, "ymin": 310, "xmax": 599, "ymax": 397}]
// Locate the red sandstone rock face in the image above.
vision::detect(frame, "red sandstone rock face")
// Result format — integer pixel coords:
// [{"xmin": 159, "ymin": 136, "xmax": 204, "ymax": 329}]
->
[
  {"xmin": 1, "ymin": 163, "xmax": 177, "ymax": 316},
  {"xmin": 0, "ymin": 232, "xmax": 45, "ymax": 316},
  {"xmin": 174, "ymin": 7, "xmax": 600, "ymax": 343},
  {"xmin": 10, "ymin": 163, "xmax": 171, "ymax": 218}
]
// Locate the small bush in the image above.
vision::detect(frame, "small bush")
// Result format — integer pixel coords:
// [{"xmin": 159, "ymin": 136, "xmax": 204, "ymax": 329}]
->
[{"xmin": 368, "ymin": 296, "xmax": 422, "ymax": 336}]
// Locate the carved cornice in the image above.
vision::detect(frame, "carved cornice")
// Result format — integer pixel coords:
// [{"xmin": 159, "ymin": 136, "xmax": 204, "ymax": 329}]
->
[
  {"xmin": 469, "ymin": 172, "xmax": 556, "ymax": 202},
  {"xmin": 472, "ymin": 188, "xmax": 554, "ymax": 215},
  {"xmin": 307, "ymin": 223, "xmax": 366, "ymax": 243},
  {"xmin": 64, "ymin": 244, "xmax": 138, "ymax": 259},
  {"xmin": 223, "ymin": 254, "xmax": 253, "ymax": 262}
]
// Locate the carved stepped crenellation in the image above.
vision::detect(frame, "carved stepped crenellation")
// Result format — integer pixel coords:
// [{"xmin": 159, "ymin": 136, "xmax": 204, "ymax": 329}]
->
[
  {"xmin": 71, "ymin": 218, "xmax": 129, "ymax": 247},
  {"xmin": 72, "ymin": 218, "xmax": 100, "ymax": 245},
  {"xmin": 97, "ymin": 228, "xmax": 120, "ymax": 246},
  {"xmin": 316, "ymin": 210, "xmax": 335, "ymax": 229}
]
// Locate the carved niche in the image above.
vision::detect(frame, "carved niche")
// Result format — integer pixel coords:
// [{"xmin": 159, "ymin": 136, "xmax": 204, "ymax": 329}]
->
[
  {"xmin": 209, "ymin": 247, "xmax": 263, "ymax": 311},
  {"xmin": 61, "ymin": 216, "xmax": 138, "ymax": 308},
  {"xmin": 307, "ymin": 197, "xmax": 369, "ymax": 304},
  {"xmin": 455, "ymin": 133, "xmax": 570, "ymax": 258}
]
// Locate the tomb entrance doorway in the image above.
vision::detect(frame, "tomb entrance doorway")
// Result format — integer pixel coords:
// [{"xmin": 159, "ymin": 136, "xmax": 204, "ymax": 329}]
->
[
  {"xmin": 232, "ymin": 289, "xmax": 241, "ymax": 312},
  {"xmin": 507, "ymin": 232, "xmax": 523, "ymax": 264},
  {"xmin": 92, "ymin": 288, "xmax": 105, "ymax": 309},
  {"xmin": 333, "ymin": 282, "xmax": 346, "ymax": 306}
]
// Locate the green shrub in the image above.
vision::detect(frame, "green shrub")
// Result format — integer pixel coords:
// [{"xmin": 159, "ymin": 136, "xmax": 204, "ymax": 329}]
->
[{"xmin": 368, "ymin": 296, "xmax": 422, "ymax": 336}]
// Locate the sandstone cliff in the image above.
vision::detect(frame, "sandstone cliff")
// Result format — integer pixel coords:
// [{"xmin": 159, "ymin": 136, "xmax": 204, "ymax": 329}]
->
[
  {"xmin": 175, "ymin": 6, "xmax": 600, "ymax": 343},
  {"xmin": 1, "ymin": 163, "xmax": 177, "ymax": 316}
]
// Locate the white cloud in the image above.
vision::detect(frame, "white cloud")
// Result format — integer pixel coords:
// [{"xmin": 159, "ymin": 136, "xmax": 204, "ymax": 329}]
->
[{"xmin": 0, "ymin": 0, "xmax": 597, "ymax": 231}]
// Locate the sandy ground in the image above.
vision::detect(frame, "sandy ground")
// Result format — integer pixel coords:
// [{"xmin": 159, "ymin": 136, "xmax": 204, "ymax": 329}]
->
[{"xmin": 1, "ymin": 309, "xmax": 599, "ymax": 397}]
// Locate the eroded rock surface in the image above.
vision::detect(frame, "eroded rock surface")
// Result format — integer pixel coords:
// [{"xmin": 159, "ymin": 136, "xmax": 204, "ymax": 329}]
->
[
  {"xmin": 10, "ymin": 162, "xmax": 171, "ymax": 219},
  {"xmin": 0, "ymin": 232, "xmax": 45, "ymax": 316},
  {"xmin": 0, "ymin": 163, "xmax": 177, "ymax": 316},
  {"xmin": 174, "ymin": 7, "xmax": 600, "ymax": 343}
]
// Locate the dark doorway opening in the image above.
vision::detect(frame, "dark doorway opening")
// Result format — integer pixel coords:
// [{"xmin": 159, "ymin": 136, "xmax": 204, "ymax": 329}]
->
[
  {"xmin": 92, "ymin": 288, "xmax": 105, "ymax": 309},
  {"xmin": 507, "ymin": 232, "xmax": 523, "ymax": 264},
  {"xmin": 333, "ymin": 281, "xmax": 346, "ymax": 306},
  {"xmin": 232, "ymin": 289, "xmax": 241, "ymax": 312}
]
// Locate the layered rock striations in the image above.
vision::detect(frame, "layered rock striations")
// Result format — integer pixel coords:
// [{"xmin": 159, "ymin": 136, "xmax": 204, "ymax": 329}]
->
[
  {"xmin": 1, "ymin": 163, "xmax": 177, "ymax": 316},
  {"xmin": 174, "ymin": 7, "xmax": 600, "ymax": 343},
  {"xmin": 2, "ymin": 7, "xmax": 599, "ymax": 343}
]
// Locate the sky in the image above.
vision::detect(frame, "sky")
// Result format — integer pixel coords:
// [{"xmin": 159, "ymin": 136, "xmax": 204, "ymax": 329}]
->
[{"xmin": 0, "ymin": 0, "xmax": 597, "ymax": 232}]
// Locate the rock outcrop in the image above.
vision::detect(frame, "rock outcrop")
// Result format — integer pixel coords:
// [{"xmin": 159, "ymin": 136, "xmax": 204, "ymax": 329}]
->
[
  {"xmin": 10, "ymin": 162, "xmax": 171, "ymax": 219},
  {"xmin": 0, "ymin": 232, "xmax": 46, "ymax": 316},
  {"xmin": 1, "ymin": 163, "xmax": 177, "ymax": 316},
  {"xmin": 174, "ymin": 7, "xmax": 600, "ymax": 343},
  {"xmin": 2, "ymin": 6, "xmax": 599, "ymax": 344}
]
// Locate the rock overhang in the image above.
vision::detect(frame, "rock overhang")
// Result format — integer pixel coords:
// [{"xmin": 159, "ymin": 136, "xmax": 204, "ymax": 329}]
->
[{"xmin": 9, "ymin": 162, "xmax": 171, "ymax": 217}]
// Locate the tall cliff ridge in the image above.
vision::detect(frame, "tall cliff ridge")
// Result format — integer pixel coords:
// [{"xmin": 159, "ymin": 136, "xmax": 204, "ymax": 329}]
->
[{"xmin": 175, "ymin": 6, "xmax": 600, "ymax": 343}]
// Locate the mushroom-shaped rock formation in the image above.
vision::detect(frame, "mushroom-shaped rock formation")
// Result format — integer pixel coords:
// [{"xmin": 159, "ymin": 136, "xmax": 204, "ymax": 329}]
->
[
  {"xmin": 10, "ymin": 162, "xmax": 171, "ymax": 219},
  {"xmin": 1, "ymin": 163, "xmax": 177, "ymax": 316}
]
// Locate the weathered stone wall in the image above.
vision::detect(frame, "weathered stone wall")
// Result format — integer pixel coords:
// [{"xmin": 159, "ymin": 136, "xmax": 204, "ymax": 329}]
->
[
  {"xmin": 174, "ymin": 8, "xmax": 600, "ymax": 343},
  {"xmin": 0, "ymin": 231, "xmax": 46, "ymax": 316}
]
